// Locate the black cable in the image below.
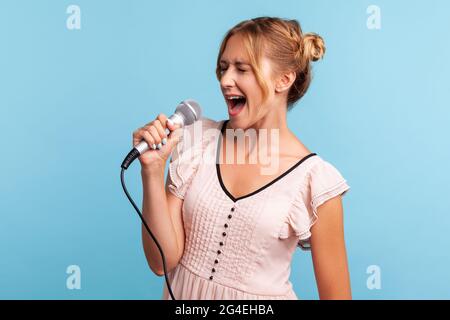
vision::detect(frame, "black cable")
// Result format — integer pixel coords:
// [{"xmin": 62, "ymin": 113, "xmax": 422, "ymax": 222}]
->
[{"xmin": 120, "ymin": 167, "xmax": 176, "ymax": 300}]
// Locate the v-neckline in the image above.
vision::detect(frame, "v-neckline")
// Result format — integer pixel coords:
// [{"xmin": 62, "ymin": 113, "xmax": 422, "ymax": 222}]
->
[{"xmin": 215, "ymin": 119, "xmax": 317, "ymax": 203}]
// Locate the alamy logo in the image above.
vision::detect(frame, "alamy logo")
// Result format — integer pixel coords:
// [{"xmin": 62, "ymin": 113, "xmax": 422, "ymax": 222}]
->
[
  {"xmin": 366, "ymin": 265, "xmax": 382, "ymax": 290},
  {"xmin": 367, "ymin": 5, "xmax": 381, "ymax": 30},
  {"xmin": 66, "ymin": 5, "xmax": 81, "ymax": 30},
  {"xmin": 172, "ymin": 121, "xmax": 281, "ymax": 176},
  {"xmin": 66, "ymin": 265, "xmax": 81, "ymax": 290}
]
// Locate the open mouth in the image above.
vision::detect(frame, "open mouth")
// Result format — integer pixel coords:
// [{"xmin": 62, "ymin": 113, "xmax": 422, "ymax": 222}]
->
[
  {"xmin": 226, "ymin": 95, "xmax": 247, "ymax": 116},
  {"xmin": 229, "ymin": 96, "xmax": 246, "ymax": 109}
]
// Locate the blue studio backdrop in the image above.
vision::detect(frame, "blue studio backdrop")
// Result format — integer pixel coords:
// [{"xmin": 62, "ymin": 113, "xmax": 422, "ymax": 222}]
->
[{"xmin": 1, "ymin": 0, "xmax": 449, "ymax": 299}]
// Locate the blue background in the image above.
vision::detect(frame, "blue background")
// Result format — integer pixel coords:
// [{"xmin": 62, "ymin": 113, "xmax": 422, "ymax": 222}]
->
[{"xmin": 1, "ymin": 0, "xmax": 449, "ymax": 299}]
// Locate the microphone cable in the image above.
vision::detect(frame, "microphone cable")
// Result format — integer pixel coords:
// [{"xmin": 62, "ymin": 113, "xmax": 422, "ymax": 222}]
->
[{"xmin": 120, "ymin": 164, "xmax": 176, "ymax": 300}]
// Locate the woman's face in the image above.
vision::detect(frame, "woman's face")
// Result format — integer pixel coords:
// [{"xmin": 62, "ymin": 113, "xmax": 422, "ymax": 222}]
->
[{"xmin": 219, "ymin": 34, "xmax": 278, "ymax": 129}]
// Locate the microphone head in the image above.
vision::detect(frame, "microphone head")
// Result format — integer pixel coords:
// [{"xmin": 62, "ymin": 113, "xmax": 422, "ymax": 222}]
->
[{"xmin": 175, "ymin": 99, "xmax": 202, "ymax": 126}]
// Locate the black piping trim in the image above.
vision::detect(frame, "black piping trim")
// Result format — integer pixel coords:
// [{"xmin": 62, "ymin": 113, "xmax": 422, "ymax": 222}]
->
[{"xmin": 215, "ymin": 119, "xmax": 317, "ymax": 203}]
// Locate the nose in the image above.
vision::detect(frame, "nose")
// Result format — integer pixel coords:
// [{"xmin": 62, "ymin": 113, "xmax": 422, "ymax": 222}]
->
[{"xmin": 220, "ymin": 68, "xmax": 235, "ymax": 89}]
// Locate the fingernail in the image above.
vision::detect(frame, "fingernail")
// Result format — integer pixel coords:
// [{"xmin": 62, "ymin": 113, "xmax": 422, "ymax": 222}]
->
[
  {"xmin": 151, "ymin": 143, "xmax": 156, "ymax": 150},
  {"xmin": 162, "ymin": 138, "xmax": 167, "ymax": 145},
  {"xmin": 157, "ymin": 143, "xmax": 162, "ymax": 149},
  {"xmin": 167, "ymin": 119, "xmax": 174, "ymax": 127}
]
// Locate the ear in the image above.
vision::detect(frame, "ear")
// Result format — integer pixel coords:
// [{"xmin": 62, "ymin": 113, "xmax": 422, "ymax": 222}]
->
[{"xmin": 275, "ymin": 71, "xmax": 296, "ymax": 93}]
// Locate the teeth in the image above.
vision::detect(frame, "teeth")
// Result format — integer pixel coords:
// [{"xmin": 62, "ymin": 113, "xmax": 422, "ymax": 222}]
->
[{"xmin": 227, "ymin": 96, "xmax": 245, "ymax": 100}]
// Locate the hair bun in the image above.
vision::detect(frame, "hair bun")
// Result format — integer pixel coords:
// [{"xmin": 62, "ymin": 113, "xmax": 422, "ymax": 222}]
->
[{"xmin": 302, "ymin": 32, "xmax": 325, "ymax": 62}]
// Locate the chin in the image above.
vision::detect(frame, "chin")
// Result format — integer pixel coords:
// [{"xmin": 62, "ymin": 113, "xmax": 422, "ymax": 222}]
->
[{"xmin": 227, "ymin": 118, "xmax": 245, "ymax": 129}]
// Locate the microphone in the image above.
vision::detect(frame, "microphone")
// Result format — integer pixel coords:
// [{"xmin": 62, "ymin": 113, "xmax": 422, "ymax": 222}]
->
[{"xmin": 121, "ymin": 99, "xmax": 202, "ymax": 170}]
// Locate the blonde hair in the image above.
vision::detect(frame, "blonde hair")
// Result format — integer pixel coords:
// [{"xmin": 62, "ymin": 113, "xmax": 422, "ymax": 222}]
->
[{"xmin": 215, "ymin": 16, "xmax": 325, "ymax": 111}]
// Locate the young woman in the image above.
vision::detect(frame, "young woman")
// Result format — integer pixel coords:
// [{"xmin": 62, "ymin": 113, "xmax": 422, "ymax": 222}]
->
[{"xmin": 133, "ymin": 17, "xmax": 351, "ymax": 300}]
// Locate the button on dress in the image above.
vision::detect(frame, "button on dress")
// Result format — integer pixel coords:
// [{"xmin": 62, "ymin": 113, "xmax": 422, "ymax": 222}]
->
[{"xmin": 162, "ymin": 117, "xmax": 350, "ymax": 300}]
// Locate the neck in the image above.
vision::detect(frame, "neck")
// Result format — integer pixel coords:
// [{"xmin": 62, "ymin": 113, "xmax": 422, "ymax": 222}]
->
[{"xmin": 224, "ymin": 112, "xmax": 292, "ymax": 161}]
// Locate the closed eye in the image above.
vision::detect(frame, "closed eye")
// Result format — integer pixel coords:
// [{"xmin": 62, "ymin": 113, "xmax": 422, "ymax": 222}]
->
[{"xmin": 220, "ymin": 68, "xmax": 247, "ymax": 73}]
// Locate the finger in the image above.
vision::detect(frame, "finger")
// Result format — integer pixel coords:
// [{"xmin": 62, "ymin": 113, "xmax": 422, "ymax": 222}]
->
[
  {"xmin": 148, "ymin": 126, "xmax": 162, "ymax": 149},
  {"xmin": 142, "ymin": 130, "xmax": 157, "ymax": 150},
  {"xmin": 166, "ymin": 118, "xmax": 180, "ymax": 131},
  {"xmin": 153, "ymin": 120, "xmax": 168, "ymax": 146},
  {"xmin": 156, "ymin": 114, "xmax": 172, "ymax": 140},
  {"xmin": 133, "ymin": 128, "xmax": 145, "ymax": 147},
  {"xmin": 156, "ymin": 113, "xmax": 168, "ymax": 128}
]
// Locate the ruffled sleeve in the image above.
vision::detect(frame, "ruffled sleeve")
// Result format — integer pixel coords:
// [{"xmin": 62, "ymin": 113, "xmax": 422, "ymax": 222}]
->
[
  {"xmin": 278, "ymin": 159, "xmax": 350, "ymax": 250},
  {"xmin": 167, "ymin": 121, "xmax": 206, "ymax": 200}
]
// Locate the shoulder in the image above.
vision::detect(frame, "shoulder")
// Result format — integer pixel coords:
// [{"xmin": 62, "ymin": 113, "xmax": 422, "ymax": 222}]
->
[
  {"xmin": 281, "ymin": 154, "xmax": 350, "ymax": 249},
  {"xmin": 304, "ymin": 155, "xmax": 350, "ymax": 209},
  {"xmin": 288, "ymin": 154, "xmax": 350, "ymax": 215},
  {"xmin": 306, "ymin": 155, "xmax": 347, "ymax": 181}
]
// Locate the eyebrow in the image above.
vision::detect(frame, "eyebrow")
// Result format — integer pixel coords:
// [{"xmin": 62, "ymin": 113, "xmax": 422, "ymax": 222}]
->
[{"xmin": 219, "ymin": 59, "xmax": 250, "ymax": 66}]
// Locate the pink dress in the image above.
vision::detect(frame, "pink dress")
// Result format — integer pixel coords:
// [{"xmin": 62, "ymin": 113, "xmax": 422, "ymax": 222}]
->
[{"xmin": 162, "ymin": 118, "xmax": 350, "ymax": 300}]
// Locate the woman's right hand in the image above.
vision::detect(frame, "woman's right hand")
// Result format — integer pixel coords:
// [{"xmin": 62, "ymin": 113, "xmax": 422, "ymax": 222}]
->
[{"xmin": 132, "ymin": 113, "xmax": 183, "ymax": 169}]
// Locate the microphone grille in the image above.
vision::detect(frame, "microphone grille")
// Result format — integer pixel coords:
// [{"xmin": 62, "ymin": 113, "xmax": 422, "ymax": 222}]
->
[{"xmin": 176, "ymin": 99, "xmax": 202, "ymax": 125}]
